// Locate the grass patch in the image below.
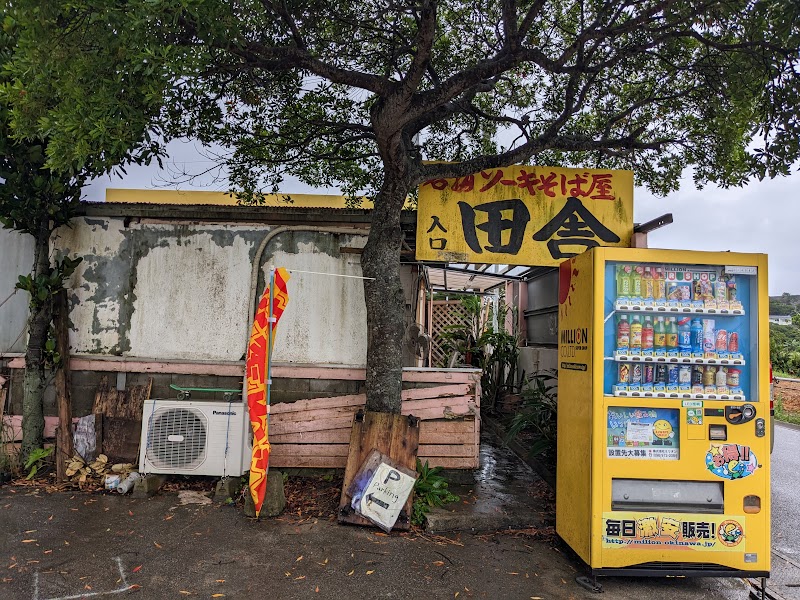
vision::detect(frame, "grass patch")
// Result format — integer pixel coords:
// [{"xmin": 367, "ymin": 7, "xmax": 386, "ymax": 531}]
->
[
  {"xmin": 775, "ymin": 394, "xmax": 800, "ymax": 426},
  {"xmin": 774, "ymin": 370, "xmax": 796, "ymax": 379}
]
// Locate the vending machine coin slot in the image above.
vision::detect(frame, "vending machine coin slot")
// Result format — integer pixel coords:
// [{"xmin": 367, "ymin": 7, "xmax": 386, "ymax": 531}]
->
[{"xmin": 725, "ymin": 403, "xmax": 756, "ymax": 424}]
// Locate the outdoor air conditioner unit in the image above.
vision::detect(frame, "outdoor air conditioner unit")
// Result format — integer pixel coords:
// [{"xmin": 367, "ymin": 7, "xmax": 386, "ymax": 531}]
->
[{"xmin": 139, "ymin": 400, "xmax": 251, "ymax": 477}]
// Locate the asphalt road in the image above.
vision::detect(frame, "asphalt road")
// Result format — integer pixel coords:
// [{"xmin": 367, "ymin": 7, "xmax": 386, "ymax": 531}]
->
[
  {"xmin": 0, "ymin": 488, "xmax": 749, "ymax": 600},
  {"xmin": 769, "ymin": 422, "xmax": 800, "ymax": 599},
  {"xmin": 773, "ymin": 423, "xmax": 800, "ymax": 559}
]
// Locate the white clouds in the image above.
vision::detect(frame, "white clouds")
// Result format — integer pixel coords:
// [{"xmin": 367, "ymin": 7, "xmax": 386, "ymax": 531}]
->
[{"xmin": 635, "ymin": 173, "xmax": 800, "ymax": 295}]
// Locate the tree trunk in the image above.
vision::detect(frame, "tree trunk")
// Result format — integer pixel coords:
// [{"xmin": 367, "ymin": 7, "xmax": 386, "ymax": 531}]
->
[
  {"xmin": 361, "ymin": 174, "xmax": 410, "ymax": 414},
  {"xmin": 54, "ymin": 289, "xmax": 74, "ymax": 481},
  {"xmin": 21, "ymin": 218, "xmax": 51, "ymax": 461}
]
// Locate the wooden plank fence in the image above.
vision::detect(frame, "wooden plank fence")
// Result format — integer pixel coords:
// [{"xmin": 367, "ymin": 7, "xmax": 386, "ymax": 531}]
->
[
  {"xmin": 270, "ymin": 372, "xmax": 481, "ymax": 469},
  {"xmin": 2, "ymin": 367, "xmax": 482, "ymax": 470}
]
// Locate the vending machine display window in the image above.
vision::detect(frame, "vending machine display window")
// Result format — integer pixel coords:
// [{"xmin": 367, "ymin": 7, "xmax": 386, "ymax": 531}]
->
[{"xmin": 603, "ymin": 262, "xmax": 758, "ymax": 402}]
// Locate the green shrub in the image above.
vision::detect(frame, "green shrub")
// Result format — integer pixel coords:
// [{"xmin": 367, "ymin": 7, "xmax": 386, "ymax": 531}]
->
[
  {"xmin": 411, "ymin": 459, "xmax": 460, "ymax": 526},
  {"xmin": 775, "ymin": 394, "xmax": 800, "ymax": 426},
  {"xmin": 505, "ymin": 370, "xmax": 558, "ymax": 458},
  {"xmin": 24, "ymin": 447, "xmax": 53, "ymax": 480},
  {"xmin": 770, "ymin": 322, "xmax": 800, "ymax": 377}
]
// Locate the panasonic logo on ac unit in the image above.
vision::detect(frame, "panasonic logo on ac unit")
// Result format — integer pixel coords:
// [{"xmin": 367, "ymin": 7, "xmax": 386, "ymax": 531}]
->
[{"xmin": 212, "ymin": 410, "xmax": 237, "ymax": 416}]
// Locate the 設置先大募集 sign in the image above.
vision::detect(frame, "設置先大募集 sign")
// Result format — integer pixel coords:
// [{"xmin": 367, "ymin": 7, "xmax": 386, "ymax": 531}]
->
[{"xmin": 416, "ymin": 166, "xmax": 633, "ymax": 267}]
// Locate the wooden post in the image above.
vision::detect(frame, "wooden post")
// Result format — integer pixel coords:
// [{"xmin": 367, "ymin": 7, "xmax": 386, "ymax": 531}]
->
[
  {"xmin": 0, "ymin": 385, "xmax": 6, "ymax": 456},
  {"xmin": 338, "ymin": 410, "xmax": 420, "ymax": 530},
  {"xmin": 54, "ymin": 289, "xmax": 74, "ymax": 482}
]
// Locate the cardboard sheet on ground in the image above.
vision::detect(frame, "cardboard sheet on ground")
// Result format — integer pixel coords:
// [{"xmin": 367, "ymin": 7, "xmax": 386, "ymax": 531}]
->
[{"xmin": 347, "ymin": 449, "xmax": 418, "ymax": 532}]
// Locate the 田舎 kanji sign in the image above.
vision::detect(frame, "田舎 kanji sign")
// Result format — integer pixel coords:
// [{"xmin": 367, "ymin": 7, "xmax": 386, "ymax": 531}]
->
[{"xmin": 416, "ymin": 166, "xmax": 633, "ymax": 266}]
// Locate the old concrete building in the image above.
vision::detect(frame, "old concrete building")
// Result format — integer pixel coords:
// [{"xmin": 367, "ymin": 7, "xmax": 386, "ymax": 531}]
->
[{"xmin": 0, "ymin": 199, "xmax": 427, "ymax": 416}]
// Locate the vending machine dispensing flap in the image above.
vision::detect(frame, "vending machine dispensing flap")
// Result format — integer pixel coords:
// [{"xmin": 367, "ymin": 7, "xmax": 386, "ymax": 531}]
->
[{"xmin": 611, "ymin": 479, "xmax": 724, "ymax": 514}]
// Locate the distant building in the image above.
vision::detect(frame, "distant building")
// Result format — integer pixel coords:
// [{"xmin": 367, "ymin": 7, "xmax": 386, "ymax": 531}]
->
[{"xmin": 769, "ymin": 315, "xmax": 793, "ymax": 325}]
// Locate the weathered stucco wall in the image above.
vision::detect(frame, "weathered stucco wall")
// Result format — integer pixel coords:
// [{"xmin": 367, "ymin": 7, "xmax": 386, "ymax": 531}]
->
[
  {"xmin": 0, "ymin": 228, "xmax": 34, "ymax": 354},
  {"xmin": 53, "ymin": 217, "xmax": 370, "ymax": 365},
  {"xmin": 268, "ymin": 232, "xmax": 367, "ymax": 365}
]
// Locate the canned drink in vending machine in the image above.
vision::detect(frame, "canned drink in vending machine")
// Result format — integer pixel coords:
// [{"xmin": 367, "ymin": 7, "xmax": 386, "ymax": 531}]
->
[
  {"xmin": 631, "ymin": 363, "xmax": 643, "ymax": 385},
  {"xmin": 704, "ymin": 365, "xmax": 717, "ymax": 394},
  {"xmin": 727, "ymin": 368, "xmax": 741, "ymax": 390},
  {"xmin": 692, "ymin": 365, "xmax": 705, "ymax": 394},
  {"xmin": 654, "ymin": 364, "xmax": 667, "ymax": 392},
  {"xmin": 643, "ymin": 364, "xmax": 655, "ymax": 391},
  {"xmin": 716, "ymin": 329, "xmax": 728, "ymax": 358},
  {"xmin": 618, "ymin": 363, "xmax": 630, "ymax": 384},
  {"xmin": 729, "ymin": 332, "xmax": 740, "ymax": 356}
]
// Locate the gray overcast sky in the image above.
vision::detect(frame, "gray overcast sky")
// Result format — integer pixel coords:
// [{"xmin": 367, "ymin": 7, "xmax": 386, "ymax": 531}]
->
[{"xmin": 84, "ymin": 140, "xmax": 799, "ymax": 296}]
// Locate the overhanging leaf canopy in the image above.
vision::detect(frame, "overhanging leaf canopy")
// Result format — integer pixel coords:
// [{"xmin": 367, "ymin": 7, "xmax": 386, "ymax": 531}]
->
[{"xmin": 5, "ymin": 0, "xmax": 799, "ymax": 198}]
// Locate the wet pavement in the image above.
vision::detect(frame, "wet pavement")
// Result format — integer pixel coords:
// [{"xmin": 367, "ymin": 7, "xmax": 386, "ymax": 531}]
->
[
  {"xmin": 0, "ymin": 426, "xmax": 753, "ymax": 599},
  {"xmin": 0, "ymin": 484, "xmax": 748, "ymax": 600},
  {"xmin": 424, "ymin": 427, "xmax": 553, "ymax": 533},
  {"xmin": 773, "ymin": 423, "xmax": 800, "ymax": 560}
]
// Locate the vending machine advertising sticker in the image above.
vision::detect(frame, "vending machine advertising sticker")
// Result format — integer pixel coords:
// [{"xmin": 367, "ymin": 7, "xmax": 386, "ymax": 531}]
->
[
  {"xmin": 601, "ymin": 513, "xmax": 745, "ymax": 551},
  {"xmin": 606, "ymin": 407, "xmax": 680, "ymax": 459}
]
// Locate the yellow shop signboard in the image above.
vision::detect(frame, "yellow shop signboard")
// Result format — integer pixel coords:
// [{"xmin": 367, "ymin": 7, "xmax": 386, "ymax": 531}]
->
[{"xmin": 415, "ymin": 166, "xmax": 633, "ymax": 267}]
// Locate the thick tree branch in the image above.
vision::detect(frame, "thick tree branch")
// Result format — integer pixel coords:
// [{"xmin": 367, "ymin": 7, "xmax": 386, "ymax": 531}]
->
[
  {"xmin": 418, "ymin": 133, "xmax": 675, "ymax": 184},
  {"xmin": 399, "ymin": 0, "xmax": 438, "ymax": 98}
]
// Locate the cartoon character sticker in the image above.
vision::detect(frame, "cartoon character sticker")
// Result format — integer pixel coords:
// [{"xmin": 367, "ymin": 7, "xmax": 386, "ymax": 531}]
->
[
  {"xmin": 717, "ymin": 520, "xmax": 744, "ymax": 547},
  {"xmin": 706, "ymin": 444, "xmax": 758, "ymax": 479},
  {"xmin": 652, "ymin": 419, "xmax": 673, "ymax": 440}
]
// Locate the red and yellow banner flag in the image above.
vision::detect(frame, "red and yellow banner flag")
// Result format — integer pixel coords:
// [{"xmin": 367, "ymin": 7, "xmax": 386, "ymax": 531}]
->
[{"xmin": 246, "ymin": 267, "xmax": 290, "ymax": 516}]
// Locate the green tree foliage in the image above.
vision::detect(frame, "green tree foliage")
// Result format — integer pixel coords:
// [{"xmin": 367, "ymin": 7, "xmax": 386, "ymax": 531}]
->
[
  {"xmin": 6, "ymin": 0, "xmax": 800, "ymax": 413},
  {"xmin": 770, "ymin": 293, "xmax": 800, "ymax": 316},
  {"xmin": 770, "ymin": 322, "xmax": 800, "ymax": 376},
  {"xmin": 770, "ymin": 301, "xmax": 795, "ymax": 315},
  {"xmin": 0, "ymin": 13, "xmax": 87, "ymax": 458}
]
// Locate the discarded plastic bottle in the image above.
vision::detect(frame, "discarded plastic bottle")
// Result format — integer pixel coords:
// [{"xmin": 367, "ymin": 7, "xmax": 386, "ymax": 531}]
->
[{"xmin": 116, "ymin": 472, "xmax": 142, "ymax": 494}]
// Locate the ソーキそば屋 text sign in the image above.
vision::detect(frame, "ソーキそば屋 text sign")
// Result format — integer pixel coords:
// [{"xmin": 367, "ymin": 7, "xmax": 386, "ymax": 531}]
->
[{"xmin": 416, "ymin": 166, "xmax": 633, "ymax": 267}]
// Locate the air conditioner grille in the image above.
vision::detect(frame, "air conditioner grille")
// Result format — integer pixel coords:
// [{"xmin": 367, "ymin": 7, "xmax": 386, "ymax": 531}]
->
[{"xmin": 146, "ymin": 407, "xmax": 208, "ymax": 470}]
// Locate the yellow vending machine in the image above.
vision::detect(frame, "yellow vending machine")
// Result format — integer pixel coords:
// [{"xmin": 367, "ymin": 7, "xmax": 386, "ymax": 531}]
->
[{"xmin": 556, "ymin": 247, "xmax": 770, "ymax": 578}]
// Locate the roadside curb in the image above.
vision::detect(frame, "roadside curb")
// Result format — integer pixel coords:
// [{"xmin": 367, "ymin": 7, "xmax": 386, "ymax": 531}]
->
[
  {"xmin": 424, "ymin": 509, "xmax": 549, "ymax": 534},
  {"xmin": 776, "ymin": 420, "xmax": 800, "ymax": 433}
]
